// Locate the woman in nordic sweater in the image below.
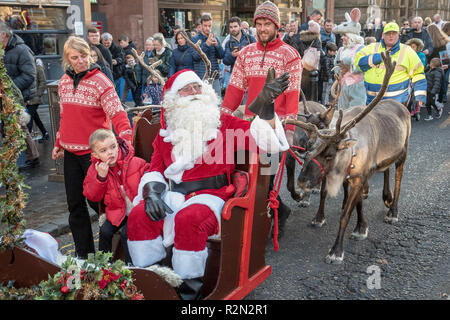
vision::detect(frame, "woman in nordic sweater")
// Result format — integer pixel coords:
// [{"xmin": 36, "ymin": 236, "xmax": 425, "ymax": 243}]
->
[{"xmin": 52, "ymin": 36, "xmax": 132, "ymax": 259}]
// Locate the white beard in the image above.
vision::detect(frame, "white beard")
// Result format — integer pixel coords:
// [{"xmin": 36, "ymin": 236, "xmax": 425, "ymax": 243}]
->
[{"xmin": 161, "ymin": 83, "xmax": 222, "ymax": 166}]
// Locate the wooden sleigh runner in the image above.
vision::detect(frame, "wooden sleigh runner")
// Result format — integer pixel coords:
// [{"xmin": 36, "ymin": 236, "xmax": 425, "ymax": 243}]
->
[{"xmin": 0, "ymin": 109, "xmax": 273, "ymax": 300}]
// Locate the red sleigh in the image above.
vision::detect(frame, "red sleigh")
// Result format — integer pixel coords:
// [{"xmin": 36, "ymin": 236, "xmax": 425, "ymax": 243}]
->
[{"xmin": 0, "ymin": 109, "xmax": 273, "ymax": 300}]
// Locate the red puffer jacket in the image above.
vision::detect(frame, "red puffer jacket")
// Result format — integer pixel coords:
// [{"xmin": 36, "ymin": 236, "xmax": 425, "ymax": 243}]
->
[{"xmin": 83, "ymin": 138, "xmax": 150, "ymax": 226}]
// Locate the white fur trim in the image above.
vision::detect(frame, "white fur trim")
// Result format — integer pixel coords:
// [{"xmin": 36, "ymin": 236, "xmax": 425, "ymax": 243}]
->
[
  {"xmin": 168, "ymin": 70, "xmax": 203, "ymax": 95},
  {"xmin": 23, "ymin": 229, "xmax": 59, "ymax": 264},
  {"xmin": 162, "ymin": 193, "xmax": 225, "ymax": 247},
  {"xmin": 127, "ymin": 235, "xmax": 167, "ymax": 268},
  {"xmin": 250, "ymin": 114, "xmax": 290, "ymax": 153},
  {"xmin": 144, "ymin": 265, "xmax": 183, "ymax": 287},
  {"xmin": 172, "ymin": 247, "xmax": 208, "ymax": 279},
  {"xmin": 133, "ymin": 171, "xmax": 168, "ymax": 206}
]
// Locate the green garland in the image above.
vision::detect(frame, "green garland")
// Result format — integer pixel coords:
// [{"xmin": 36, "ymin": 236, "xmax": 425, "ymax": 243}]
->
[{"xmin": 0, "ymin": 48, "xmax": 28, "ymax": 251}]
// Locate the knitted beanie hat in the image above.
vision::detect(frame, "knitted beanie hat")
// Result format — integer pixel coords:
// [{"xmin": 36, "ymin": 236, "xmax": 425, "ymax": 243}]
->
[
  {"xmin": 254, "ymin": 1, "xmax": 281, "ymax": 29},
  {"xmin": 308, "ymin": 20, "xmax": 321, "ymax": 34}
]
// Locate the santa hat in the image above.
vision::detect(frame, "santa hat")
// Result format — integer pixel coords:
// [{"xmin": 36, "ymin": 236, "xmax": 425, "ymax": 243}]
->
[{"xmin": 162, "ymin": 69, "xmax": 203, "ymax": 100}]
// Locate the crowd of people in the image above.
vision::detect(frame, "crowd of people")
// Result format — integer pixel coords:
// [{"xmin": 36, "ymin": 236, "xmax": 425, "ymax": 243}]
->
[{"xmin": 0, "ymin": 0, "xmax": 449, "ymax": 300}]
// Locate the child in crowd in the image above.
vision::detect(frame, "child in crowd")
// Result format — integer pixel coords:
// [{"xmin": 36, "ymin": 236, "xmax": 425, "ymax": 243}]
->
[
  {"xmin": 424, "ymin": 58, "xmax": 445, "ymax": 121},
  {"xmin": 83, "ymin": 129, "xmax": 150, "ymax": 264},
  {"xmin": 142, "ymin": 71, "xmax": 163, "ymax": 105},
  {"xmin": 123, "ymin": 54, "xmax": 143, "ymax": 107},
  {"xmin": 320, "ymin": 42, "xmax": 338, "ymax": 106},
  {"xmin": 406, "ymin": 38, "xmax": 427, "ymax": 67}
]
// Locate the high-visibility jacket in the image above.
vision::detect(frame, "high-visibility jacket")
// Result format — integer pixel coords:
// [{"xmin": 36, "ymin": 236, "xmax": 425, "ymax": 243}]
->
[{"xmin": 355, "ymin": 39, "xmax": 427, "ymax": 104}]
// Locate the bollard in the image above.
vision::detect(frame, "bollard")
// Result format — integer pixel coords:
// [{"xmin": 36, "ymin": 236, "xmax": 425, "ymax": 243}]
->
[{"xmin": 310, "ymin": 69, "xmax": 319, "ymax": 102}]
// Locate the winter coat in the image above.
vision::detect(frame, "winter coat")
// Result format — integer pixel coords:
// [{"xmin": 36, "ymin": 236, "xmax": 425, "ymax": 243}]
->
[
  {"xmin": 320, "ymin": 52, "xmax": 335, "ymax": 82},
  {"xmin": 426, "ymin": 67, "xmax": 444, "ymax": 95},
  {"xmin": 83, "ymin": 138, "xmax": 150, "ymax": 227},
  {"xmin": 122, "ymin": 41, "xmax": 137, "ymax": 58},
  {"xmin": 3, "ymin": 33, "xmax": 36, "ymax": 102},
  {"xmin": 223, "ymin": 30, "xmax": 256, "ymax": 71},
  {"xmin": 97, "ymin": 61, "xmax": 114, "ymax": 82},
  {"xmin": 320, "ymin": 28, "xmax": 336, "ymax": 51},
  {"xmin": 401, "ymin": 28, "xmax": 434, "ymax": 55},
  {"xmin": 95, "ymin": 43, "xmax": 113, "ymax": 70},
  {"xmin": 298, "ymin": 30, "xmax": 323, "ymax": 58},
  {"xmin": 191, "ymin": 32, "xmax": 225, "ymax": 79},
  {"xmin": 28, "ymin": 64, "xmax": 46, "ymax": 105},
  {"xmin": 108, "ymin": 41, "xmax": 125, "ymax": 80},
  {"xmin": 149, "ymin": 47, "xmax": 172, "ymax": 78},
  {"xmin": 169, "ymin": 44, "xmax": 196, "ymax": 77},
  {"xmin": 124, "ymin": 64, "xmax": 142, "ymax": 91}
]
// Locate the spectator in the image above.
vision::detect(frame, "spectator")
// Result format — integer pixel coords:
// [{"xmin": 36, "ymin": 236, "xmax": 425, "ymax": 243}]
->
[
  {"xmin": 191, "ymin": 14, "xmax": 225, "ymax": 96},
  {"xmin": 432, "ymin": 14, "xmax": 445, "ymax": 29},
  {"xmin": 90, "ymin": 45, "xmax": 114, "ymax": 82},
  {"xmin": 223, "ymin": 16, "xmax": 256, "ymax": 72},
  {"xmin": 320, "ymin": 18, "xmax": 336, "ymax": 51},
  {"xmin": 373, "ymin": 17, "xmax": 384, "ymax": 41},
  {"xmin": 195, "ymin": 20, "xmax": 202, "ymax": 33},
  {"xmin": 190, "ymin": 30, "xmax": 197, "ymax": 38},
  {"xmin": 86, "ymin": 27, "xmax": 113, "ymax": 69},
  {"xmin": 170, "ymin": 25, "xmax": 181, "ymax": 49},
  {"xmin": 27, "ymin": 58, "xmax": 49, "ymax": 143},
  {"xmin": 299, "ymin": 9, "xmax": 322, "ymax": 32},
  {"xmin": 140, "ymin": 37, "xmax": 154, "ymax": 90},
  {"xmin": 118, "ymin": 34, "xmax": 137, "ymax": 102},
  {"xmin": 320, "ymin": 42, "xmax": 337, "ymax": 106},
  {"xmin": 401, "ymin": 17, "xmax": 434, "ymax": 58},
  {"xmin": 441, "ymin": 22, "xmax": 450, "ymax": 103},
  {"xmin": 52, "ymin": 36, "xmax": 132, "ymax": 259},
  {"xmin": 0, "ymin": 21, "xmax": 39, "ymax": 169},
  {"xmin": 406, "ymin": 38, "xmax": 427, "ymax": 66},
  {"xmin": 426, "ymin": 23, "xmax": 450, "ymax": 63},
  {"xmin": 241, "ymin": 21, "xmax": 250, "ymax": 34},
  {"xmin": 365, "ymin": 36, "xmax": 376, "ymax": 45},
  {"xmin": 123, "ymin": 54, "xmax": 143, "ymax": 107},
  {"xmin": 169, "ymin": 31, "xmax": 196, "ymax": 77},
  {"xmin": 399, "ymin": 19, "xmax": 410, "ymax": 38},
  {"xmin": 424, "ymin": 17, "xmax": 432, "ymax": 28},
  {"xmin": 283, "ymin": 20, "xmax": 302, "ymax": 53},
  {"xmin": 279, "ymin": 27, "xmax": 286, "ymax": 40},
  {"xmin": 424, "ymin": 58, "xmax": 444, "ymax": 120},
  {"xmin": 142, "ymin": 71, "xmax": 163, "ymax": 105},
  {"xmin": 149, "ymin": 33, "xmax": 172, "ymax": 78},
  {"xmin": 101, "ymin": 32, "xmax": 125, "ymax": 94}
]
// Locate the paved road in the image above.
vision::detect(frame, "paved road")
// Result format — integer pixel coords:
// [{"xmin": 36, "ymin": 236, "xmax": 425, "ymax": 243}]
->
[{"xmin": 24, "ymin": 104, "xmax": 449, "ymax": 300}]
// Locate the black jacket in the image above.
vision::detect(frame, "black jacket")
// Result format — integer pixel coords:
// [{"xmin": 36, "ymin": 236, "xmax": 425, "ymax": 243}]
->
[
  {"xmin": 4, "ymin": 34, "xmax": 36, "ymax": 102},
  {"xmin": 400, "ymin": 28, "xmax": 434, "ymax": 55},
  {"xmin": 95, "ymin": 43, "xmax": 113, "ymax": 69},
  {"xmin": 108, "ymin": 41, "xmax": 125, "ymax": 80},
  {"xmin": 426, "ymin": 67, "xmax": 444, "ymax": 95},
  {"xmin": 123, "ymin": 64, "xmax": 142, "ymax": 91}
]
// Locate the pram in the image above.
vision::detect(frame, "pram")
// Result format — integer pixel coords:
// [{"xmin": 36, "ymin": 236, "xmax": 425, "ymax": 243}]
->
[{"xmin": 405, "ymin": 82, "xmax": 421, "ymax": 121}]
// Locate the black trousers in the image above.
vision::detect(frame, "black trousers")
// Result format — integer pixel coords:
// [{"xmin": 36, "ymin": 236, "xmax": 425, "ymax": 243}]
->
[
  {"xmin": 26, "ymin": 104, "xmax": 47, "ymax": 135},
  {"xmin": 426, "ymin": 94, "xmax": 439, "ymax": 116},
  {"xmin": 64, "ymin": 150, "xmax": 98, "ymax": 259},
  {"xmin": 99, "ymin": 217, "xmax": 132, "ymax": 264}
]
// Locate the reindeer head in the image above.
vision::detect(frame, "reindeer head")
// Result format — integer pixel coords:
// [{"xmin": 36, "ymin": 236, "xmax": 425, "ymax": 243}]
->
[{"xmin": 286, "ymin": 52, "xmax": 395, "ymax": 193}]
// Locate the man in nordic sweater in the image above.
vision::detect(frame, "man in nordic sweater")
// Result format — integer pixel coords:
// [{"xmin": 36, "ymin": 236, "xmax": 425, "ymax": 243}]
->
[{"xmin": 221, "ymin": 1, "xmax": 302, "ymax": 237}]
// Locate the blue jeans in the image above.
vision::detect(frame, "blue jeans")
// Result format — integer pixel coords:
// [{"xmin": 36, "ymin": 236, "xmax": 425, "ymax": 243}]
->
[{"xmin": 212, "ymin": 78, "xmax": 222, "ymax": 98}]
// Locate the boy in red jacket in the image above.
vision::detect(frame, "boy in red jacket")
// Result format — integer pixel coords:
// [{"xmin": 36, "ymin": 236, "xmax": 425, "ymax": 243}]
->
[{"xmin": 83, "ymin": 129, "xmax": 150, "ymax": 264}]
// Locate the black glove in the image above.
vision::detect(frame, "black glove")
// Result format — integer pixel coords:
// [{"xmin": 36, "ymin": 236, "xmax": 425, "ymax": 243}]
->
[
  {"xmin": 143, "ymin": 181, "xmax": 173, "ymax": 221},
  {"xmin": 248, "ymin": 67, "xmax": 290, "ymax": 120}
]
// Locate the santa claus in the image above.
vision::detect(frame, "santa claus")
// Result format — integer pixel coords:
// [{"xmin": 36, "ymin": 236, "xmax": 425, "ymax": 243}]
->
[{"xmin": 127, "ymin": 68, "xmax": 290, "ymax": 299}]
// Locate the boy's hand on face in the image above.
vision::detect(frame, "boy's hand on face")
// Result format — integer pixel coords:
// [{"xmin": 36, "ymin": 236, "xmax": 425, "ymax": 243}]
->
[{"xmin": 95, "ymin": 160, "xmax": 110, "ymax": 178}]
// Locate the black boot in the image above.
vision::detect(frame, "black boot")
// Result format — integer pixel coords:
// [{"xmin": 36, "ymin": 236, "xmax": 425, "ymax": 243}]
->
[
  {"xmin": 177, "ymin": 277, "xmax": 204, "ymax": 300},
  {"xmin": 270, "ymin": 200, "xmax": 291, "ymax": 239}
]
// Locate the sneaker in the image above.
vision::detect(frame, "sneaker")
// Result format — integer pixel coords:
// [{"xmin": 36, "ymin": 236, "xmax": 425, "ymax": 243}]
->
[
  {"xmin": 415, "ymin": 112, "xmax": 420, "ymax": 121},
  {"xmin": 436, "ymin": 108, "xmax": 443, "ymax": 119},
  {"xmin": 38, "ymin": 132, "xmax": 49, "ymax": 143},
  {"xmin": 424, "ymin": 115, "xmax": 433, "ymax": 121}
]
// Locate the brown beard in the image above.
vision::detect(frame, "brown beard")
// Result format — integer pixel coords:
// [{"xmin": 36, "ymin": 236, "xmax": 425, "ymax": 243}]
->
[{"xmin": 257, "ymin": 30, "xmax": 277, "ymax": 46}]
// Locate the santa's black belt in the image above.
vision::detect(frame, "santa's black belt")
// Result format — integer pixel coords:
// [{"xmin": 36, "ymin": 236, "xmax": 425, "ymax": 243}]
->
[{"xmin": 170, "ymin": 174, "xmax": 229, "ymax": 195}]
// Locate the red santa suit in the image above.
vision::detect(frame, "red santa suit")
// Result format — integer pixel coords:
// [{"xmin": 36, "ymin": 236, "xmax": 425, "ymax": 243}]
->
[{"xmin": 127, "ymin": 70, "xmax": 289, "ymax": 280}]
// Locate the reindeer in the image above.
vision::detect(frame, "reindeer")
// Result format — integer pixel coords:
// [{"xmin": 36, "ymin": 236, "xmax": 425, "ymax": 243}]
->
[{"xmin": 285, "ymin": 52, "xmax": 411, "ymax": 264}]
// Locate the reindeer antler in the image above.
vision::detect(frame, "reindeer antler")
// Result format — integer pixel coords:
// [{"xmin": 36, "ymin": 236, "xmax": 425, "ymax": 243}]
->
[
  {"xmin": 180, "ymin": 31, "xmax": 212, "ymax": 83},
  {"xmin": 339, "ymin": 52, "xmax": 395, "ymax": 135},
  {"xmin": 132, "ymin": 48, "xmax": 166, "ymax": 86}
]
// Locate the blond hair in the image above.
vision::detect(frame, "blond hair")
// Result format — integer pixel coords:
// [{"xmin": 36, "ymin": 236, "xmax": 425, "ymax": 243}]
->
[
  {"xmin": 426, "ymin": 24, "xmax": 450, "ymax": 48},
  {"xmin": 62, "ymin": 36, "xmax": 94, "ymax": 71},
  {"xmin": 89, "ymin": 129, "xmax": 116, "ymax": 151}
]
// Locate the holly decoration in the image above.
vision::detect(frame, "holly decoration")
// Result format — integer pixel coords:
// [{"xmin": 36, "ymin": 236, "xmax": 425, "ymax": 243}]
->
[
  {"xmin": 36, "ymin": 251, "xmax": 144, "ymax": 300},
  {"xmin": 0, "ymin": 48, "xmax": 28, "ymax": 251}
]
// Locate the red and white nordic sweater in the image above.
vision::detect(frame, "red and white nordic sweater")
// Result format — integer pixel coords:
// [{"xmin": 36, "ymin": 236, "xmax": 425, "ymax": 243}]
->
[
  {"xmin": 56, "ymin": 67, "xmax": 132, "ymax": 155},
  {"xmin": 222, "ymin": 35, "xmax": 302, "ymax": 130}
]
